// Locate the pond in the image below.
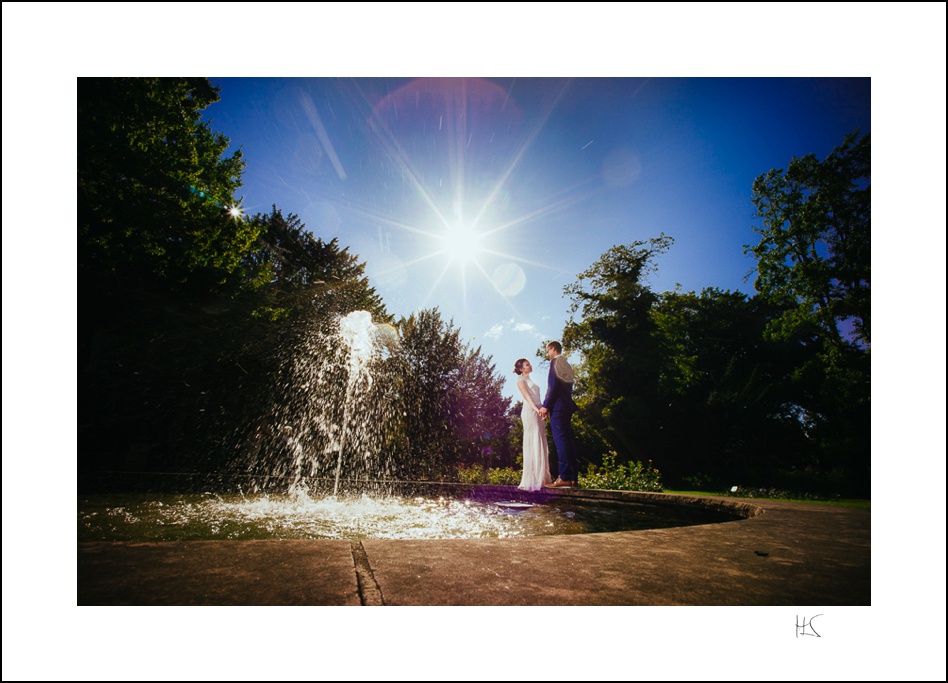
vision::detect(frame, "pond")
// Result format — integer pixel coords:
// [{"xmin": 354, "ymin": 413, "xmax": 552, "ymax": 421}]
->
[{"xmin": 78, "ymin": 487, "xmax": 741, "ymax": 541}]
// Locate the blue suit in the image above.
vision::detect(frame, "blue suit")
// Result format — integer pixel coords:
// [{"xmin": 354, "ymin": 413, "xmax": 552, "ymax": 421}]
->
[{"xmin": 543, "ymin": 355, "xmax": 579, "ymax": 481}]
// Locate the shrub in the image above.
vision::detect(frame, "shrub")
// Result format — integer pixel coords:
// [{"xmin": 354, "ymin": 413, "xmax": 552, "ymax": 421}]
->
[
  {"xmin": 456, "ymin": 464, "xmax": 522, "ymax": 485},
  {"xmin": 579, "ymin": 451, "xmax": 663, "ymax": 492},
  {"xmin": 457, "ymin": 463, "xmax": 486, "ymax": 484},
  {"xmin": 726, "ymin": 485, "xmax": 842, "ymax": 501},
  {"xmin": 487, "ymin": 467, "xmax": 521, "ymax": 485}
]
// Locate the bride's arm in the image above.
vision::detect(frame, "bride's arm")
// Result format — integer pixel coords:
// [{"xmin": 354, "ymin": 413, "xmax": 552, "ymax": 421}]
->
[{"xmin": 517, "ymin": 379, "xmax": 541, "ymax": 414}]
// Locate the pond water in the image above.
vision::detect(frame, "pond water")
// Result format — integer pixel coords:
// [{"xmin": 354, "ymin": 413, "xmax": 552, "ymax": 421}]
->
[{"xmin": 78, "ymin": 488, "xmax": 739, "ymax": 541}]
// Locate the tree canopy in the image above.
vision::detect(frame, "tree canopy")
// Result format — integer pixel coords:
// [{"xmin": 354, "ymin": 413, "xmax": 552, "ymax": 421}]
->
[
  {"xmin": 746, "ymin": 131, "xmax": 870, "ymax": 346},
  {"xmin": 558, "ymin": 131, "xmax": 870, "ymax": 496},
  {"xmin": 77, "ymin": 78, "xmax": 511, "ymax": 481},
  {"xmin": 745, "ymin": 132, "xmax": 871, "ymax": 492},
  {"xmin": 241, "ymin": 205, "xmax": 388, "ymax": 321},
  {"xmin": 390, "ymin": 309, "xmax": 511, "ymax": 479},
  {"xmin": 79, "ymin": 78, "xmax": 255, "ymax": 294}
]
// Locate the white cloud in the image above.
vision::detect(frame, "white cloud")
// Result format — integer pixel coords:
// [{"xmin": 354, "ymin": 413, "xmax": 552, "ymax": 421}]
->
[
  {"xmin": 484, "ymin": 324, "xmax": 505, "ymax": 340},
  {"xmin": 485, "ymin": 318, "xmax": 520, "ymax": 340},
  {"xmin": 485, "ymin": 319, "xmax": 548, "ymax": 342}
]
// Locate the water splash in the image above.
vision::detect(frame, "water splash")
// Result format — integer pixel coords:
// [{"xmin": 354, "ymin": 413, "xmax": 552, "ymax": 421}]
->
[
  {"xmin": 237, "ymin": 309, "xmax": 402, "ymax": 495},
  {"xmin": 78, "ymin": 490, "xmax": 739, "ymax": 541},
  {"xmin": 334, "ymin": 311, "xmax": 376, "ymax": 495},
  {"xmin": 79, "ymin": 491, "xmax": 543, "ymax": 540}
]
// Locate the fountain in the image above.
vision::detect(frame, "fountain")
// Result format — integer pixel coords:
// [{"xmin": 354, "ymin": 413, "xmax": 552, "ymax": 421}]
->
[
  {"xmin": 233, "ymin": 309, "xmax": 403, "ymax": 496},
  {"xmin": 333, "ymin": 310, "xmax": 378, "ymax": 495},
  {"xmin": 78, "ymin": 309, "xmax": 745, "ymax": 541}
]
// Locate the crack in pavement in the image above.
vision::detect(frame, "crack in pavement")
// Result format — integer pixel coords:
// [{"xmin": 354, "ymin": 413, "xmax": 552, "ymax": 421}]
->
[{"xmin": 350, "ymin": 541, "xmax": 384, "ymax": 606}]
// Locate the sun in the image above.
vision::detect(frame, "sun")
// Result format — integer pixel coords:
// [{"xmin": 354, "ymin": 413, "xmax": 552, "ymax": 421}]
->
[{"xmin": 440, "ymin": 223, "xmax": 484, "ymax": 264}]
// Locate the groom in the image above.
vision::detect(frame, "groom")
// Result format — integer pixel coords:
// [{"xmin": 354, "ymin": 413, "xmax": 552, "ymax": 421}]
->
[{"xmin": 539, "ymin": 341, "xmax": 579, "ymax": 488}]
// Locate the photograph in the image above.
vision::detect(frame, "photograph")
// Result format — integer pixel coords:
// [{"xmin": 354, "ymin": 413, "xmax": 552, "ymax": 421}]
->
[{"xmin": 3, "ymin": 3, "xmax": 945, "ymax": 682}]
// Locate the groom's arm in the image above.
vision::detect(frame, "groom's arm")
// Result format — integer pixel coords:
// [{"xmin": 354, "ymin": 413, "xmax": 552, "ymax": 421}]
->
[{"xmin": 543, "ymin": 357, "xmax": 561, "ymax": 410}]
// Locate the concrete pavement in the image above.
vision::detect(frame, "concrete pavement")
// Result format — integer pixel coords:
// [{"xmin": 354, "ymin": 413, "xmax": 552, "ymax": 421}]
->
[{"xmin": 77, "ymin": 489, "xmax": 870, "ymax": 606}]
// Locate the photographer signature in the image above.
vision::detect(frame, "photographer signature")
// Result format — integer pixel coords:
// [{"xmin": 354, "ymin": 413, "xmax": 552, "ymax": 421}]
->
[{"xmin": 796, "ymin": 614, "xmax": 823, "ymax": 638}]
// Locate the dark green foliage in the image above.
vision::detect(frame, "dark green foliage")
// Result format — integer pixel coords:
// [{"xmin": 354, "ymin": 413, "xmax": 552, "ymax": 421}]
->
[
  {"xmin": 561, "ymin": 235, "xmax": 672, "ymax": 469},
  {"xmin": 455, "ymin": 464, "xmax": 521, "ymax": 485},
  {"xmin": 241, "ymin": 206, "xmax": 388, "ymax": 321},
  {"xmin": 560, "ymin": 134, "xmax": 870, "ymax": 496},
  {"xmin": 744, "ymin": 132, "xmax": 871, "ymax": 493},
  {"xmin": 79, "ymin": 77, "xmax": 253, "ymax": 472},
  {"xmin": 388, "ymin": 309, "xmax": 511, "ymax": 479},
  {"xmin": 79, "ymin": 77, "xmax": 254, "ymax": 294},
  {"xmin": 579, "ymin": 451, "xmax": 663, "ymax": 492},
  {"xmin": 646, "ymin": 288, "xmax": 816, "ymax": 487},
  {"xmin": 746, "ymin": 131, "xmax": 870, "ymax": 346},
  {"xmin": 78, "ymin": 78, "xmax": 392, "ymax": 475}
]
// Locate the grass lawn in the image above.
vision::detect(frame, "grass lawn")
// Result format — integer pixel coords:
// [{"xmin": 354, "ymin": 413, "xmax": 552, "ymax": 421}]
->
[{"xmin": 663, "ymin": 489, "xmax": 871, "ymax": 509}]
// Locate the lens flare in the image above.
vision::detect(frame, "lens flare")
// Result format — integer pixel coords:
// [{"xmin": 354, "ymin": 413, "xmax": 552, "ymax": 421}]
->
[{"xmin": 492, "ymin": 262, "xmax": 526, "ymax": 297}]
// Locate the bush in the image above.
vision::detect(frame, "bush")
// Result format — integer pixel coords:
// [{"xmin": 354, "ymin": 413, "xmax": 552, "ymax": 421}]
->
[
  {"xmin": 456, "ymin": 464, "xmax": 522, "ymax": 485},
  {"xmin": 579, "ymin": 451, "xmax": 663, "ymax": 492},
  {"xmin": 726, "ymin": 485, "xmax": 842, "ymax": 501},
  {"xmin": 457, "ymin": 463, "xmax": 486, "ymax": 484},
  {"xmin": 487, "ymin": 467, "xmax": 521, "ymax": 485}
]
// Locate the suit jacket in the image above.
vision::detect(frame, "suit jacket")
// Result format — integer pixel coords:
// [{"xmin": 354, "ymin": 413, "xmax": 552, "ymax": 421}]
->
[{"xmin": 543, "ymin": 355, "xmax": 577, "ymax": 414}]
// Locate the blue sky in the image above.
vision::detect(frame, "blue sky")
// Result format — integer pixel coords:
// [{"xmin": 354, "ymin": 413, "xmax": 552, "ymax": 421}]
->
[{"xmin": 206, "ymin": 76, "xmax": 870, "ymax": 399}]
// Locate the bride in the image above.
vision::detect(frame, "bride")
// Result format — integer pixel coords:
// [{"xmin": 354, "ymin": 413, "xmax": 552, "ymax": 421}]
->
[{"xmin": 513, "ymin": 358, "xmax": 552, "ymax": 491}]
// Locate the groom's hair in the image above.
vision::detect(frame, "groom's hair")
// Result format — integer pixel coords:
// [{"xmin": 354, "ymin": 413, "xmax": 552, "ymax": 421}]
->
[{"xmin": 546, "ymin": 341, "xmax": 563, "ymax": 354}]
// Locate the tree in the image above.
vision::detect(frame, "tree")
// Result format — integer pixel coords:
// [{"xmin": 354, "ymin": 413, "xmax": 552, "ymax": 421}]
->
[
  {"xmin": 77, "ymin": 78, "xmax": 392, "ymax": 475},
  {"xmin": 745, "ymin": 132, "xmax": 871, "ymax": 493},
  {"xmin": 242, "ymin": 206, "xmax": 388, "ymax": 321},
  {"xmin": 391, "ymin": 309, "xmax": 465, "ymax": 478},
  {"xmin": 561, "ymin": 235, "xmax": 673, "ymax": 464},
  {"xmin": 387, "ymin": 309, "xmax": 510, "ymax": 479},
  {"xmin": 556, "ymin": 131, "xmax": 871, "ymax": 495},
  {"xmin": 560, "ymin": 240, "xmax": 848, "ymax": 492},
  {"xmin": 745, "ymin": 131, "xmax": 870, "ymax": 346},
  {"xmin": 649, "ymin": 287, "xmax": 814, "ymax": 486},
  {"xmin": 78, "ymin": 78, "xmax": 255, "ymax": 294},
  {"xmin": 448, "ymin": 347, "xmax": 512, "ymax": 469},
  {"xmin": 78, "ymin": 78, "xmax": 257, "ymax": 471},
  {"xmin": 175, "ymin": 208, "xmax": 394, "ymax": 477}
]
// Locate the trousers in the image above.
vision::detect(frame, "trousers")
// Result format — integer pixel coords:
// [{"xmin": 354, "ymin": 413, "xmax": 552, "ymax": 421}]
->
[{"xmin": 549, "ymin": 410, "xmax": 578, "ymax": 481}]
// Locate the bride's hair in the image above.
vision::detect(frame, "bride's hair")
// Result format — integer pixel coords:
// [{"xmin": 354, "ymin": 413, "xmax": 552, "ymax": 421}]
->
[{"xmin": 513, "ymin": 358, "xmax": 529, "ymax": 375}]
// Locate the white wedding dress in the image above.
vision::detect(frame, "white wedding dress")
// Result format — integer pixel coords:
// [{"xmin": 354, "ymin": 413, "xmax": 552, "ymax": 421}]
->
[{"xmin": 517, "ymin": 376, "xmax": 552, "ymax": 491}]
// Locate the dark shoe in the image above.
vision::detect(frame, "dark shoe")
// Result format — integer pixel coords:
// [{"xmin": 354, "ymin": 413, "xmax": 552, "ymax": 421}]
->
[{"xmin": 544, "ymin": 478, "xmax": 574, "ymax": 488}]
